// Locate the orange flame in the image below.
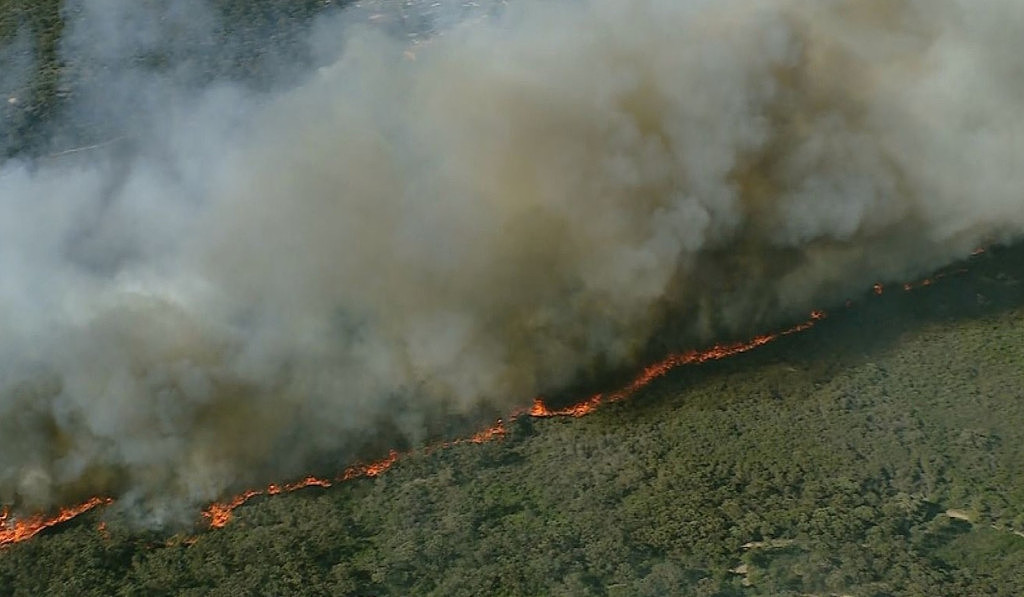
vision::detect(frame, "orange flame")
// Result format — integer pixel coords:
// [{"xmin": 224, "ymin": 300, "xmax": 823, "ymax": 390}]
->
[
  {"xmin": 528, "ymin": 310, "xmax": 827, "ymax": 418},
  {"xmin": 201, "ymin": 421, "xmax": 515, "ymax": 527},
  {"xmin": 202, "ymin": 310, "xmax": 830, "ymax": 525},
  {"xmin": 339, "ymin": 449, "xmax": 400, "ymax": 482},
  {"xmin": 0, "ymin": 310, "xmax": 834, "ymax": 539},
  {"xmin": 448, "ymin": 419, "xmax": 508, "ymax": 446},
  {"xmin": 201, "ymin": 476, "xmax": 337, "ymax": 528},
  {"xmin": 0, "ymin": 497, "xmax": 112, "ymax": 548}
]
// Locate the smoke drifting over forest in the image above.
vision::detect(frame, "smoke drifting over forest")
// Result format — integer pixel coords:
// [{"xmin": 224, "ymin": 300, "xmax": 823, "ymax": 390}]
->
[{"xmin": 0, "ymin": 0, "xmax": 1022, "ymax": 523}]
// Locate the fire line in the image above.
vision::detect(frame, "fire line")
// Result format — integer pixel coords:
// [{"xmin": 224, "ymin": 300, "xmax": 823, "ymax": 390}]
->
[
  {"xmin": 0, "ymin": 498, "xmax": 112, "ymax": 548},
  {"xmin": 0, "ymin": 254, "xmax": 985, "ymax": 547},
  {"xmin": 201, "ymin": 310, "xmax": 828, "ymax": 528},
  {"xmin": 1, "ymin": 309, "xmax": 828, "ymax": 542}
]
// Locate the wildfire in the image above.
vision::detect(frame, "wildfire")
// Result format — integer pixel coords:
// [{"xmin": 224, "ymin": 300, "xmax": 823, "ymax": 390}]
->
[
  {"xmin": 0, "ymin": 246, "xmax": 990, "ymax": 546},
  {"xmin": 202, "ymin": 476, "xmax": 338, "ymax": 528},
  {"xmin": 0, "ymin": 309, "xmax": 858, "ymax": 538},
  {"xmin": 267, "ymin": 476, "xmax": 333, "ymax": 496},
  {"xmin": 338, "ymin": 449, "xmax": 400, "ymax": 482},
  {"xmin": 528, "ymin": 310, "xmax": 827, "ymax": 418},
  {"xmin": 196, "ymin": 309, "xmax": 828, "ymax": 526},
  {"xmin": 200, "ymin": 450, "xmax": 411, "ymax": 528},
  {"xmin": 449, "ymin": 419, "xmax": 508, "ymax": 446},
  {"xmin": 0, "ymin": 497, "xmax": 112, "ymax": 549}
]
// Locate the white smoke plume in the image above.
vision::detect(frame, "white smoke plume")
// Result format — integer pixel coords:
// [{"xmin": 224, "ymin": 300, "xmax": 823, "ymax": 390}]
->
[{"xmin": 1, "ymin": 0, "xmax": 1022, "ymax": 523}]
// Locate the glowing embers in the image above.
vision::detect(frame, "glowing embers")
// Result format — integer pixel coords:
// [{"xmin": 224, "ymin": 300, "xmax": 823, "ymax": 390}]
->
[{"xmin": 0, "ymin": 497, "xmax": 112, "ymax": 548}]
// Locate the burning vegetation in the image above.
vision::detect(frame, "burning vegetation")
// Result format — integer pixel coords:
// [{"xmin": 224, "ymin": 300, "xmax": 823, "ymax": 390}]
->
[
  {"xmin": 19, "ymin": 270, "xmax": 980, "ymax": 547},
  {"xmin": 3, "ymin": 247, "xmax": 988, "ymax": 548},
  {"xmin": 0, "ymin": 245, "xmax": 994, "ymax": 547},
  {"xmin": 1, "ymin": 308, "xmax": 831, "ymax": 545},
  {"xmin": 0, "ymin": 498, "xmax": 111, "ymax": 549}
]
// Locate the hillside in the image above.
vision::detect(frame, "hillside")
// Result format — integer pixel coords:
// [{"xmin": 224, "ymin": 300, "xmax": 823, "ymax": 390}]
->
[{"xmin": 1, "ymin": 247, "xmax": 1023, "ymax": 595}]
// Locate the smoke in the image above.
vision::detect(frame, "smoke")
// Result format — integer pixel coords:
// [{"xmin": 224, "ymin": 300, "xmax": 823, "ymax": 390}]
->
[{"xmin": 1, "ymin": 0, "xmax": 1022, "ymax": 523}]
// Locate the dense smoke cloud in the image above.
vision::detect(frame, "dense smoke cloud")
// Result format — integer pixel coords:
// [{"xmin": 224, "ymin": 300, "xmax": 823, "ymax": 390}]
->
[{"xmin": 1, "ymin": 0, "xmax": 1022, "ymax": 523}]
